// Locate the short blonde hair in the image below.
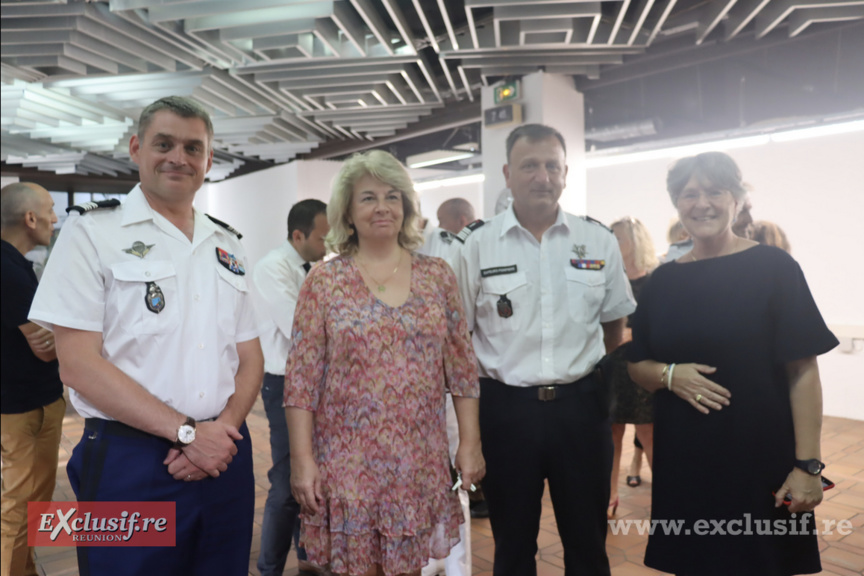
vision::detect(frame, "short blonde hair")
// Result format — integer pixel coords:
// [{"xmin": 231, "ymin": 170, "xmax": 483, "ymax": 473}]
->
[
  {"xmin": 611, "ymin": 216, "xmax": 659, "ymax": 273},
  {"xmin": 325, "ymin": 150, "xmax": 424, "ymax": 256}
]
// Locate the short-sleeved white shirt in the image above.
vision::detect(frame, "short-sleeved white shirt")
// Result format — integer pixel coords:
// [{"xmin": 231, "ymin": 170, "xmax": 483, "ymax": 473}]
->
[
  {"xmin": 29, "ymin": 185, "xmax": 258, "ymax": 421},
  {"xmin": 251, "ymin": 240, "xmax": 307, "ymax": 376},
  {"xmin": 453, "ymin": 204, "xmax": 635, "ymax": 386},
  {"xmin": 418, "ymin": 227, "xmax": 458, "ymax": 264}
]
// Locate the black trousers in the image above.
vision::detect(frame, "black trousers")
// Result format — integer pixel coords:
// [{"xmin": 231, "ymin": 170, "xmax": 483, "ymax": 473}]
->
[{"xmin": 480, "ymin": 375, "xmax": 613, "ymax": 576}]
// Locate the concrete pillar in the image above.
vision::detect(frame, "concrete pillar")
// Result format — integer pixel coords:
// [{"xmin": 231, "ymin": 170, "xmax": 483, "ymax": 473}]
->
[{"xmin": 481, "ymin": 71, "xmax": 586, "ymax": 218}]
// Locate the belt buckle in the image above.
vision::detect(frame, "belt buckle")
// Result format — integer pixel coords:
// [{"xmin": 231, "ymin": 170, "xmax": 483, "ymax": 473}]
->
[{"xmin": 538, "ymin": 386, "xmax": 557, "ymax": 401}]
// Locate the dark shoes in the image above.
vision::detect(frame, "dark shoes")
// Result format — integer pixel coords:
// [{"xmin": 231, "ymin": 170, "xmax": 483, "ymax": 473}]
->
[
  {"xmin": 469, "ymin": 499, "xmax": 489, "ymax": 519},
  {"xmin": 626, "ymin": 475, "xmax": 642, "ymax": 487}
]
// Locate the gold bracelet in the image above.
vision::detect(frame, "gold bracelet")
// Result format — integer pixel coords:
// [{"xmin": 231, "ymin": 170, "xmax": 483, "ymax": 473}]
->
[{"xmin": 660, "ymin": 363, "xmax": 669, "ymax": 387}]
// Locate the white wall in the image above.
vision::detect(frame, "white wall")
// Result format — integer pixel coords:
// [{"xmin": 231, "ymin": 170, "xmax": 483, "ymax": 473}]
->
[{"xmin": 586, "ymin": 130, "xmax": 864, "ymax": 420}]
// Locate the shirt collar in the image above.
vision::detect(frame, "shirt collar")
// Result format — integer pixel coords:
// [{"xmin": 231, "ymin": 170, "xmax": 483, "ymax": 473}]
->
[
  {"xmin": 500, "ymin": 202, "xmax": 570, "ymax": 238},
  {"xmin": 0, "ymin": 238, "xmax": 32, "ymax": 267},
  {"xmin": 282, "ymin": 240, "xmax": 306, "ymax": 269},
  {"xmin": 120, "ymin": 184, "xmax": 222, "ymax": 247}
]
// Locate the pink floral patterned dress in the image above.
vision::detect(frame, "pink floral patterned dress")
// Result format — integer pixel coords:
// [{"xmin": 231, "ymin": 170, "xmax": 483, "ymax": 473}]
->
[{"xmin": 284, "ymin": 253, "xmax": 479, "ymax": 576}]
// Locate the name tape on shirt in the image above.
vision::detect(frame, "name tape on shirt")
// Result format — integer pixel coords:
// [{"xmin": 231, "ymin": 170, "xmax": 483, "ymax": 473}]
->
[
  {"xmin": 570, "ymin": 259, "xmax": 605, "ymax": 270},
  {"xmin": 481, "ymin": 265, "xmax": 518, "ymax": 278}
]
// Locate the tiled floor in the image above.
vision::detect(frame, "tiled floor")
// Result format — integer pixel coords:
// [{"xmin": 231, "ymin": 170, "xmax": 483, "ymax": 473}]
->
[{"xmin": 35, "ymin": 395, "xmax": 864, "ymax": 575}]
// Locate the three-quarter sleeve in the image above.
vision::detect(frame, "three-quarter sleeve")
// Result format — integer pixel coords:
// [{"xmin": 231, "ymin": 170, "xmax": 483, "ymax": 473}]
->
[
  {"xmin": 771, "ymin": 254, "xmax": 838, "ymax": 363},
  {"xmin": 626, "ymin": 273, "xmax": 655, "ymax": 364},
  {"xmin": 284, "ymin": 265, "xmax": 329, "ymax": 410},
  {"xmin": 439, "ymin": 260, "xmax": 479, "ymax": 398}
]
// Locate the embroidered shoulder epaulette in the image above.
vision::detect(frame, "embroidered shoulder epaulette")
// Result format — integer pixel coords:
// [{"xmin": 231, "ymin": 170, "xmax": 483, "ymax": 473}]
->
[
  {"xmin": 454, "ymin": 219, "xmax": 485, "ymax": 244},
  {"xmin": 582, "ymin": 215, "xmax": 613, "ymax": 233},
  {"xmin": 66, "ymin": 199, "xmax": 121, "ymax": 215},
  {"xmin": 206, "ymin": 214, "xmax": 243, "ymax": 239},
  {"xmin": 439, "ymin": 230, "xmax": 456, "ymax": 245}
]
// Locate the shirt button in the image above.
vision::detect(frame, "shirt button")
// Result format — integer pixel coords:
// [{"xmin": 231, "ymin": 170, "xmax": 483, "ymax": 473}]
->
[
  {"xmin": 145, "ymin": 271, "xmax": 151, "ymax": 277},
  {"xmin": 194, "ymin": 294, "xmax": 200, "ymax": 301},
  {"xmin": 198, "ymin": 343, "xmax": 204, "ymax": 349},
  {"xmin": 199, "ymin": 392, "xmax": 205, "ymax": 398}
]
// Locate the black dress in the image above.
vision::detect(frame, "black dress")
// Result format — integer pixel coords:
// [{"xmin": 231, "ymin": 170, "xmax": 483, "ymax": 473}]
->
[{"xmin": 628, "ymin": 245, "xmax": 838, "ymax": 576}]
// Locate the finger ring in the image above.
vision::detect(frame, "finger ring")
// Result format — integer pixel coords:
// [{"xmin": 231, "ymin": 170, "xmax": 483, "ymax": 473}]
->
[
  {"xmin": 186, "ymin": 474, "xmax": 192, "ymax": 481},
  {"xmin": 695, "ymin": 394, "xmax": 703, "ymax": 403}
]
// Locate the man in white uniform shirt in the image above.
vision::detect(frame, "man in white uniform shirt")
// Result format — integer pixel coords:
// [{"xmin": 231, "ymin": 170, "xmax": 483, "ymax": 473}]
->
[
  {"xmin": 419, "ymin": 195, "xmax": 476, "ymax": 576},
  {"xmin": 419, "ymin": 198, "xmax": 475, "ymax": 261},
  {"xmin": 453, "ymin": 124, "xmax": 635, "ymax": 576},
  {"xmin": 29, "ymin": 96, "xmax": 263, "ymax": 576},
  {"xmin": 253, "ymin": 199, "xmax": 328, "ymax": 576}
]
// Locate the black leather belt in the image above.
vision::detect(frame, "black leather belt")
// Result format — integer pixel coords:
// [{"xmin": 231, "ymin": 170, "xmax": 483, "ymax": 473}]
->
[
  {"xmin": 480, "ymin": 371, "xmax": 599, "ymax": 402},
  {"xmin": 84, "ymin": 417, "xmax": 215, "ymax": 441}
]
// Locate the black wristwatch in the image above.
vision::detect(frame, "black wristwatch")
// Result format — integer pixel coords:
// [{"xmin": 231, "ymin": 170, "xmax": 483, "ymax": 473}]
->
[{"xmin": 794, "ymin": 458, "xmax": 825, "ymax": 475}]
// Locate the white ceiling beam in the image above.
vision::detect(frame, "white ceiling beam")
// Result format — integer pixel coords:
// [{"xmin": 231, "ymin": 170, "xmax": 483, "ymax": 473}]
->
[{"xmin": 349, "ymin": 0, "xmax": 394, "ymax": 56}]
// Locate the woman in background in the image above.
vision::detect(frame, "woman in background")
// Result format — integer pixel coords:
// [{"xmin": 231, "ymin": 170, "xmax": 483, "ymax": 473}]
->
[
  {"xmin": 285, "ymin": 150, "xmax": 484, "ymax": 576},
  {"xmin": 627, "ymin": 151, "xmax": 837, "ymax": 575},
  {"xmin": 752, "ymin": 220, "xmax": 791, "ymax": 253},
  {"xmin": 607, "ymin": 216, "xmax": 657, "ymax": 516}
]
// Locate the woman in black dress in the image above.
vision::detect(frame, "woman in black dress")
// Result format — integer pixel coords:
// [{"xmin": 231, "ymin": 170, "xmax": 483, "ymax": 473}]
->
[{"xmin": 627, "ymin": 152, "xmax": 837, "ymax": 575}]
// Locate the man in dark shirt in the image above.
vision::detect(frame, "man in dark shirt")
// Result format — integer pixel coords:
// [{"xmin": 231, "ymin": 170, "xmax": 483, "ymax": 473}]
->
[{"xmin": 0, "ymin": 182, "xmax": 65, "ymax": 576}]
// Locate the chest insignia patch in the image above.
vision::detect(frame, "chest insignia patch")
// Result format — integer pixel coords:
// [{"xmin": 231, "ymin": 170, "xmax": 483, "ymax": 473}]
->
[
  {"xmin": 497, "ymin": 294, "xmax": 513, "ymax": 318},
  {"xmin": 145, "ymin": 281, "xmax": 165, "ymax": 314},
  {"xmin": 123, "ymin": 241, "xmax": 154, "ymax": 259},
  {"xmin": 216, "ymin": 247, "xmax": 246, "ymax": 275},
  {"xmin": 570, "ymin": 259, "xmax": 605, "ymax": 270},
  {"xmin": 571, "ymin": 244, "xmax": 587, "ymax": 259}
]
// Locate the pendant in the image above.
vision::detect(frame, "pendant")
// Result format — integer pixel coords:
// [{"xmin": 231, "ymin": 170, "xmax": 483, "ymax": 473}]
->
[{"xmin": 377, "ymin": 285, "xmax": 386, "ymax": 292}]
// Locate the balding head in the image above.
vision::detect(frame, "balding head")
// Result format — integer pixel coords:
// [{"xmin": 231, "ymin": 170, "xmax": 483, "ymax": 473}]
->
[
  {"xmin": 436, "ymin": 197, "xmax": 475, "ymax": 234},
  {"xmin": 0, "ymin": 182, "xmax": 57, "ymax": 249}
]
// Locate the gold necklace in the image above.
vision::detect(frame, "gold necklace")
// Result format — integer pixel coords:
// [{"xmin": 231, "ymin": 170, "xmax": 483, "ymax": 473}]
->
[{"xmin": 356, "ymin": 250, "xmax": 403, "ymax": 292}]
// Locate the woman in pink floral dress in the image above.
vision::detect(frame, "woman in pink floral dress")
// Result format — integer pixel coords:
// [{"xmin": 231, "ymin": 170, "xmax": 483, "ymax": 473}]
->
[{"xmin": 285, "ymin": 150, "xmax": 485, "ymax": 576}]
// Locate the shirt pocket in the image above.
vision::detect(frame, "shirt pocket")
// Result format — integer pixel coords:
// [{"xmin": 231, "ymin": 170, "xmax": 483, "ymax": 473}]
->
[
  {"xmin": 215, "ymin": 264, "xmax": 249, "ymax": 337},
  {"xmin": 564, "ymin": 267, "xmax": 605, "ymax": 323},
  {"xmin": 110, "ymin": 260, "xmax": 180, "ymax": 335},
  {"xmin": 479, "ymin": 271, "xmax": 528, "ymax": 335}
]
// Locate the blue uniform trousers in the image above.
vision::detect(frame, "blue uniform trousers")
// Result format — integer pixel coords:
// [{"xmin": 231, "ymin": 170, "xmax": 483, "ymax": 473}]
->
[
  {"xmin": 67, "ymin": 418, "xmax": 254, "ymax": 576},
  {"xmin": 257, "ymin": 372, "xmax": 303, "ymax": 576}
]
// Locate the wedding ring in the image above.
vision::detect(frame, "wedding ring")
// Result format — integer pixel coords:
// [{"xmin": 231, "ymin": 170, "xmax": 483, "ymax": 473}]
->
[
  {"xmin": 186, "ymin": 474, "xmax": 192, "ymax": 481},
  {"xmin": 695, "ymin": 394, "xmax": 703, "ymax": 403}
]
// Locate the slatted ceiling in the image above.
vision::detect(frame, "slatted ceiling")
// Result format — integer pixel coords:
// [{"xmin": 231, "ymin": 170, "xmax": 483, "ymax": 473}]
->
[{"xmin": 3, "ymin": 0, "xmax": 863, "ymax": 179}]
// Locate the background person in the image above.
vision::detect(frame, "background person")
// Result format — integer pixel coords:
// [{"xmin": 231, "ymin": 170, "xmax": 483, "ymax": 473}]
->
[
  {"xmin": 285, "ymin": 150, "xmax": 484, "ymax": 576},
  {"xmin": 606, "ymin": 216, "xmax": 657, "ymax": 517},
  {"xmin": 453, "ymin": 124, "xmax": 635, "ymax": 576},
  {"xmin": 627, "ymin": 151, "xmax": 837, "ymax": 575},
  {"xmin": 752, "ymin": 220, "xmax": 791, "ymax": 253},
  {"xmin": 1, "ymin": 182, "xmax": 64, "ymax": 576},
  {"xmin": 29, "ymin": 96, "xmax": 264, "ymax": 576},
  {"xmin": 419, "ymin": 196, "xmax": 477, "ymax": 576},
  {"xmin": 418, "ymin": 197, "xmax": 475, "ymax": 261},
  {"xmin": 253, "ymin": 199, "xmax": 329, "ymax": 576}
]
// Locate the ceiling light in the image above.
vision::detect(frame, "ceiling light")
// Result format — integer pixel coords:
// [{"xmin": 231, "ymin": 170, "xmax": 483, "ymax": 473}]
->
[
  {"xmin": 414, "ymin": 173, "xmax": 485, "ymax": 191},
  {"xmin": 770, "ymin": 120, "xmax": 864, "ymax": 142},
  {"xmin": 407, "ymin": 150, "xmax": 476, "ymax": 168}
]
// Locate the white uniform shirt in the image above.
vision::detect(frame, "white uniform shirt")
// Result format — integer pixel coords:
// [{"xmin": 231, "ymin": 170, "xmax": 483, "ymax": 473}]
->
[
  {"xmin": 251, "ymin": 240, "xmax": 307, "ymax": 375},
  {"xmin": 454, "ymin": 204, "xmax": 635, "ymax": 386},
  {"xmin": 419, "ymin": 227, "xmax": 458, "ymax": 264},
  {"xmin": 29, "ymin": 185, "xmax": 258, "ymax": 421}
]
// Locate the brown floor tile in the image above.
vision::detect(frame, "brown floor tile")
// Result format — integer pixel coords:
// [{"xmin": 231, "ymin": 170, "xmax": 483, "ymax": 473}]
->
[{"xmin": 33, "ymin": 399, "xmax": 864, "ymax": 576}]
